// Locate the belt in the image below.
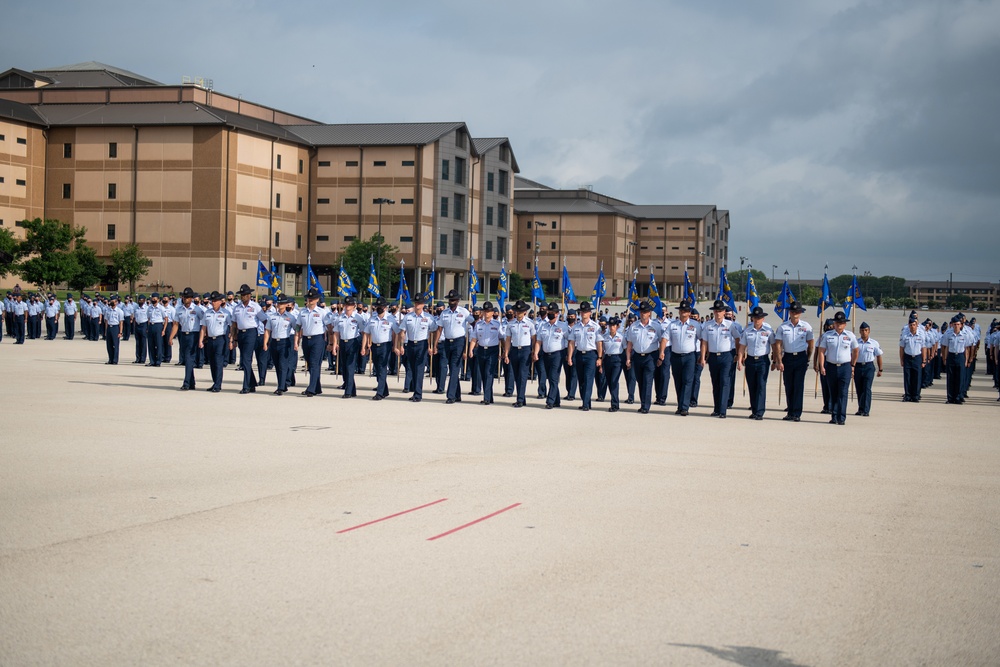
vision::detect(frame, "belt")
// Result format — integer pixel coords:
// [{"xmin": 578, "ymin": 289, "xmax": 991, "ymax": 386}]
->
[
  {"xmin": 905, "ymin": 353, "xmax": 922, "ymax": 358},
  {"xmin": 372, "ymin": 341, "xmax": 390, "ymax": 346},
  {"xmin": 511, "ymin": 344, "xmax": 529, "ymax": 349},
  {"xmin": 674, "ymin": 351, "xmax": 696, "ymax": 356},
  {"xmin": 239, "ymin": 328, "xmax": 256, "ymax": 332},
  {"xmin": 302, "ymin": 333, "xmax": 323, "ymax": 339},
  {"xmin": 405, "ymin": 340, "xmax": 427, "ymax": 346},
  {"xmin": 857, "ymin": 361, "xmax": 874, "ymax": 366},
  {"xmin": 783, "ymin": 350, "xmax": 805, "ymax": 356},
  {"xmin": 827, "ymin": 361, "xmax": 850, "ymax": 367},
  {"xmin": 747, "ymin": 354, "xmax": 768, "ymax": 360},
  {"xmin": 711, "ymin": 351, "xmax": 732, "ymax": 356},
  {"xmin": 634, "ymin": 351, "xmax": 654, "ymax": 357},
  {"xmin": 480, "ymin": 345, "xmax": 499, "ymax": 350},
  {"xmin": 577, "ymin": 349, "xmax": 597, "ymax": 354}
]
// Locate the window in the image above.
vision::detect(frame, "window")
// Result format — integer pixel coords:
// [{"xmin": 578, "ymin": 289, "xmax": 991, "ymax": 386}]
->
[
  {"xmin": 344, "ymin": 198, "xmax": 357, "ymax": 204},
  {"xmin": 62, "ymin": 183, "xmax": 71, "ymax": 198},
  {"xmin": 441, "ymin": 159, "xmax": 450, "ymax": 181},
  {"xmin": 498, "ymin": 170, "xmax": 509, "ymax": 195},
  {"xmin": 317, "ymin": 235, "xmax": 329, "ymax": 241},
  {"xmin": 402, "ymin": 160, "xmax": 414, "ymax": 167},
  {"xmin": 243, "ymin": 262, "xmax": 248, "ymax": 270},
  {"xmin": 487, "ymin": 172, "xmax": 494, "ymax": 191},
  {"xmin": 0, "ymin": 134, "xmax": 5, "ymax": 140},
  {"xmin": 526, "ymin": 262, "xmax": 531, "ymax": 270},
  {"xmin": 373, "ymin": 160, "xmax": 386, "ymax": 167},
  {"xmin": 318, "ymin": 160, "xmax": 331, "ymax": 167},
  {"xmin": 16, "ymin": 178, "xmax": 26, "ymax": 186},
  {"xmin": 400, "ymin": 198, "xmax": 414, "ymax": 204},
  {"xmin": 550, "ymin": 262, "xmax": 556, "ymax": 270},
  {"xmin": 298, "ymin": 159, "xmax": 303, "ymax": 174},
  {"xmin": 400, "ymin": 236, "xmax": 413, "ymax": 242},
  {"xmin": 486, "ymin": 206, "xmax": 493, "ymax": 226},
  {"xmin": 526, "ymin": 241, "xmax": 531, "ymax": 249},
  {"xmin": 109, "ymin": 142, "xmax": 117, "ymax": 158},
  {"xmin": 550, "ymin": 242, "xmax": 556, "ymax": 250},
  {"xmin": 672, "ymin": 226, "xmax": 680, "ymax": 230},
  {"xmin": 498, "ymin": 203, "xmax": 508, "ymax": 229},
  {"xmin": 298, "ymin": 197, "xmax": 303, "ymax": 212},
  {"xmin": 297, "ymin": 235, "xmax": 302, "ymax": 249},
  {"xmin": 0, "ymin": 176, "xmax": 3, "ymax": 183},
  {"xmin": 275, "ymin": 232, "xmax": 280, "ymax": 247},
  {"xmin": 346, "ymin": 160, "xmax": 359, "ymax": 167},
  {"xmin": 440, "ymin": 197, "xmax": 449, "ymax": 218},
  {"xmin": 440, "ymin": 233, "xmax": 448, "ymax": 255},
  {"xmin": 276, "ymin": 154, "xmax": 282, "ymax": 169},
  {"xmin": 108, "ymin": 183, "xmax": 117, "ymax": 199},
  {"xmin": 452, "ymin": 230, "xmax": 463, "ymax": 256},
  {"xmin": 344, "ymin": 235, "xmax": 355, "ymax": 242},
  {"xmin": 497, "ymin": 238, "xmax": 506, "ymax": 262},
  {"xmin": 454, "ymin": 193, "xmax": 465, "ymax": 221},
  {"xmin": 500, "ymin": 145, "xmax": 510, "ymax": 163},
  {"xmin": 107, "ymin": 224, "xmax": 116, "ymax": 240},
  {"xmin": 455, "ymin": 130, "xmax": 466, "ymax": 150},
  {"xmin": 526, "ymin": 220, "xmax": 532, "ymax": 229},
  {"xmin": 486, "ymin": 240, "xmax": 493, "ymax": 260},
  {"xmin": 317, "ymin": 198, "xmax": 330, "ymax": 204},
  {"xmin": 455, "ymin": 157, "xmax": 465, "ymax": 185},
  {"xmin": 17, "ymin": 137, "xmax": 27, "ymax": 146},
  {"xmin": 551, "ymin": 221, "xmax": 557, "ymax": 230},
  {"xmin": 63, "ymin": 143, "xmax": 72, "ymax": 158},
  {"xmin": 275, "ymin": 193, "xmax": 281, "ymax": 209}
]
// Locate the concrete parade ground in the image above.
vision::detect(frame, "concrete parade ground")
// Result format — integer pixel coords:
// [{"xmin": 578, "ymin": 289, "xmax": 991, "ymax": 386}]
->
[{"xmin": 1, "ymin": 306, "xmax": 998, "ymax": 666}]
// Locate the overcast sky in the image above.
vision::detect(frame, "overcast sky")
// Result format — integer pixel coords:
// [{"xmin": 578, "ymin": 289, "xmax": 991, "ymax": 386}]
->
[{"xmin": 5, "ymin": 0, "xmax": 998, "ymax": 282}]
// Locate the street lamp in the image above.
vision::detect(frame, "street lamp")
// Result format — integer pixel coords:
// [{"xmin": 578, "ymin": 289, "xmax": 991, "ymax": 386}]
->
[
  {"xmin": 772, "ymin": 265, "xmax": 778, "ymax": 283},
  {"xmin": 375, "ymin": 197, "xmax": 395, "ymax": 291},
  {"xmin": 739, "ymin": 256, "xmax": 748, "ymax": 296}
]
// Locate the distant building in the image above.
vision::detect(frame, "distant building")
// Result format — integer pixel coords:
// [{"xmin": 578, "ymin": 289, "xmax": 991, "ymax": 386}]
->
[{"xmin": 907, "ymin": 281, "xmax": 998, "ymax": 309}]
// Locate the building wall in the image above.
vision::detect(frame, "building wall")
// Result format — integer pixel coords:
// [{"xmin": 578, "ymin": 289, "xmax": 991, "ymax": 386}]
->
[
  {"xmin": 0, "ymin": 118, "xmax": 45, "ymax": 236},
  {"xmin": 473, "ymin": 144, "xmax": 514, "ymax": 276}
]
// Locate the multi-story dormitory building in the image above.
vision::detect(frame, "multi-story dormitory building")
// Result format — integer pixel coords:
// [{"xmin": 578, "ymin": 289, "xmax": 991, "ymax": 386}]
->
[{"xmin": 1, "ymin": 61, "xmax": 728, "ymax": 301}]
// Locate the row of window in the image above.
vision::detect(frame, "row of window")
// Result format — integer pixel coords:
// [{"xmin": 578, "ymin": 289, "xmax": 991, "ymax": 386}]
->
[
  {"xmin": 316, "ymin": 160, "xmax": 417, "ymax": 168},
  {"xmin": 0, "ymin": 176, "xmax": 27, "ymax": 185},
  {"xmin": 317, "ymin": 197, "xmax": 416, "ymax": 205},
  {"xmin": 0, "ymin": 134, "xmax": 28, "ymax": 145}
]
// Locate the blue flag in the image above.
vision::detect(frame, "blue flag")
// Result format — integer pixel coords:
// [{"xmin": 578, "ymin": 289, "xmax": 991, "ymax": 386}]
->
[
  {"xmin": 591, "ymin": 262, "xmax": 606, "ymax": 307},
  {"xmin": 774, "ymin": 280, "xmax": 797, "ymax": 321},
  {"xmin": 396, "ymin": 263, "xmax": 410, "ymax": 306},
  {"xmin": 306, "ymin": 259, "xmax": 324, "ymax": 297},
  {"xmin": 469, "ymin": 259, "xmax": 479, "ymax": 307},
  {"xmin": 718, "ymin": 267, "xmax": 737, "ymax": 312},
  {"xmin": 628, "ymin": 271, "xmax": 640, "ymax": 316},
  {"xmin": 497, "ymin": 260, "xmax": 508, "ymax": 313},
  {"xmin": 683, "ymin": 269, "xmax": 697, "ymax": 306},
  {"xmin": 818, "ymin": 269, "xmax": 834, "ymax": 316},
  {"xmin": 745, "ymin": 269, "xmax": 760, "ymax": 310},
  {"xmin": 844, "ymin": 274, "xmax": 867, "ymax": 320},
  {"xmin": 367, "ymin": 256, "xmax": 380, "ymax": 298},
  {"xmin": 338, "ymin": 262, "xmax": 357, "ymax": 298},
  {"xmin": 531, "ymin": 263, "xmax": 545, "ymax": 302},
  {"xmin": 425, "ymin": 262, "xmax": 436, "ymax": 302},
  {"xmin": 561, "ymin": 264, "xmax": 577, "ymax": 303},
  {"xmin": 256, "ymin": 260, "xmax": 271, "ymax": 291},
  {"xmin": 649, "ymin": 268, "xmax": 663, "ymax": 317},
  {"xmin": 270, "ymin": 261, "xmax": 282, "ymax": 295}
]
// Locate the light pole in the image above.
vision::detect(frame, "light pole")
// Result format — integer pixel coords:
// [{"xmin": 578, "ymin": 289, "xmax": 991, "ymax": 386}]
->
[
  {"xmin": 772, "ymin": 265, "xmax": 778, "ymax": 284},
  {"xmin": 739, "ymin": 256, "xmax": 748, "ymax": 296},
  {"xmin": 375, "ymin": 197, "xmax": 394, "ymax": 292},
  {"xmin": 533, "ymin": 220, "xmax": 546, "ymax": 292}
]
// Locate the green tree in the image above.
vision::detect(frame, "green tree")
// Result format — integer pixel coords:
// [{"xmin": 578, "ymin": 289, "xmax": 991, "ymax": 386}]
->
[
  {"xmin": 0, "ymin": 227, "xmax": 20, "ymax": 280},
  {"xmin": 507, "ymin": 272, "xmax": 530, "ymax": 301},
  {"xmin": 110, "ymin": 243, "xmax": 153, "ymax": 294},
  {"xmin": 339, "ymin": 234, "xmax": 398, "ymax": 299},
  {"xmin": 900, "ymin": 298, "xmax": 918, "ymax": 310},
  {"xmin": 727, "ymin": 269, "xmax": 770, "ymax": 296},
  {"xmin": 16, "ymin": 218, "xmax": 87, "ymax": 291},
  {"xmin": 68, "ymin": 243, "xmax": 107, "ymax": 292},
  {"xmin": 946, "ymin": 293, "xmax": 971, "ymax": 309}
]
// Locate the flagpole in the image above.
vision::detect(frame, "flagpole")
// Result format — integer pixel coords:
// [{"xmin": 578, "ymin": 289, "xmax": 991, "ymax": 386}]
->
[{"xmin": 816, "ymin": 264, "xmax": 828, "ymax": 399}]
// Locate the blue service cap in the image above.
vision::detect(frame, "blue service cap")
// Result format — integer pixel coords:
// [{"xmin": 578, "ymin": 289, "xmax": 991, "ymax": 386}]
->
[
  {"xmin": 909, "ymin": 314, "xmax": 918, "ymax": 322},
  {"xmin": 950, "ymin": 315, "xmax": 961, "ymax": 323},
  {"xmin": 860, "ymin": 321, "xmax": 870, "ymax": 329}
]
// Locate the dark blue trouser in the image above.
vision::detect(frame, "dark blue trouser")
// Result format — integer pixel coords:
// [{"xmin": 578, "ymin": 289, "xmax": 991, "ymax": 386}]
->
[
  {"xmin": 255, "ymin": 334, "xmax": 269, "ymax": 385},
  {"xmin": 707, "ymin": 351, "xmax": 733, "ymax": 416},
  {"xmin": 470, "ymin": 346, "xmax": 482, "ymax": 393},
  {"xmin": 692, "ymin": 361, "xmax": 703, "ymax": 404},
  {"xmin": 510, "ymin": 346, "xmax": 531, "ymax": 403},
  {"xmin": 105, "ymin": 324, "xmax": 120, "ymax": 363},
  {"xmin": 133, "ymin": 322, "xmax": 147, "ymax": 362},
  {"xmin": 339, "ymin": 337, "xmax": 360, "ymax": 396},
  {"xmin": 406, "ymin": 340, "xmax": 429, "ymax": 399},
  {"xmin": 477, "ymin": 345, "xmax": 499, "ymax": 403},
  {"xmin": 633, "ymin": 352, "xmax": 655, "ymax": 411},
  {"xmin": 148, "ymin": 322, "xmax": 163, "ymax": 365},
  {"xmin": 654, "ymin": 350, "xmax": 671, "ymax": 403},
  {"xmin": 536, "ymin": 347, "xmax": 549, "ymax": 398},
  {"xmin": 371, "ymin": 342, "xmax": 391, "ymax": 397},
  {"xmin": 13, "ymin": 315, "xmax": 25, "ymax": 344},
  {"xmin": 603, "ymin": 354, "xmax": 622, "ymax": 409},
  {"xmin": 782, "ymin": 352, "xmax": 809, "ymax": 418},
  {"xmin": 670, "ymin": 352, "xmax": 696, "ymax": 411},
  {"xmin": 542, "ymin": 350, "xmax": 563, "ymax": 407},
  {"xmin": 575, "ymin": 350, "xmax": 597, "ymax": 408},
  {"xmin": 442, "ymin": 336, "xmax": 465, "ymax": 402},
  {"xmin": 595, "ymin": 357, "xmax": 607, "ymax": 400},
  {"xmin": 503, "ymin": 355, "xmax": 514, "ymax": 395},
  {"xmin": 237, "ymin": 329, "xmax": 258, "ymax": 391},
  {"xmin": 46, "ymin": 316, "xmax": 57, "ymax": 339},
  {"xmin": 271, "ymin": 337, "xmax": 290, "ymax": 391},
  {"xmin": 205, "ymin": 335, "xmax": 227, "ymax": 390},
  {"xmin": 179, "ymin": 332, "xmax": 197, "ymax": 388},
  {"xmin": 624, "ymin": 355, "xmax": 636, "ymax": 401},
  {"xmin": 564, "ymin": 354, "xmax": 578, "ymax": 398},
  {"xmin": 301, "ymin": 335, "xmax": 325, "ymax": 394},
  {"xmin": 434, "ymin": 348, "xmax": 447, "ymax": 391},
  {"xmin": 65, "ymin": 316, "xmax": 76, "ymax": 340},
  {"xmin": 902, "ymin": 354, "xmax": 922, "ymax": 400},
  {"xmin": 946, "ymin": 353, "xmax": 964, "ymax": 402},
  {"xmin": 854, "ymin": 361, "xmax": 875, "ymax": 414},
  {"xmin": 825, "ymin": 362, "xmax": 851, "ymax": 423},
  {"xmin": 745, "ymin": 355, "xmax": 769, "ymax": 417},
  {"xmin": 728, "ymin": 349, "xmax": 738, "ymax": 407}
]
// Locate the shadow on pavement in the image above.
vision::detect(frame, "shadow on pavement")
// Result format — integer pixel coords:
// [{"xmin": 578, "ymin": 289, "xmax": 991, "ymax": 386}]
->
[{"xmin": 669, "ymin": 644, "xmax": 811, "ymax": 667}]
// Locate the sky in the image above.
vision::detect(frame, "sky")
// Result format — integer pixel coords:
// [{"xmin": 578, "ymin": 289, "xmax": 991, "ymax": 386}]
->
[{"xmin": 4, "ymin": 0, "xmax": 998, "ymax": 283}]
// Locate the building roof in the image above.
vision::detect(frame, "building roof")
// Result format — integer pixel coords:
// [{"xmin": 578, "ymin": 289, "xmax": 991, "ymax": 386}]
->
[
  {"xmin": 615, "ymin": 204, "xmax": 717, "ymax": 220},
  {"xmin": 31, "ymin": 102, "xmax": 305, "ymax": 142},
  {"xmin": 905, "ymin": 281, "xmax": 997, "ymax": 290},
  {"xmin": 514, "ymin": 197, "xmax": 622, "ymax": 215},
  {"xmin": 0, "ymin": 98, "xmax": 47, "ymax": 126},
  {"xmin": 515, "ymin": 175, "xmax": 554, "ymax": 190},
  {"xmin": 33, "ymin": 61, "xmax": 162, "ymax": 87},
  {"xmin": 0, "ymin": 67, "xmax": 54, "ymax": 89},
  {"xmin": 286, "ymin": 122, "xmax": 474, "ymax": 150},
  {"xmin": 472, "ymin": 137, "xmax": 520, "ymax": 173}
]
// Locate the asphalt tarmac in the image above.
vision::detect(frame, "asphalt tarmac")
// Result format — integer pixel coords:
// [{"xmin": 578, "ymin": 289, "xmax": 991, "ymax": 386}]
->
[{"xmin": 1, "ymin": 307, "xmax": 998, "ymax": 666}]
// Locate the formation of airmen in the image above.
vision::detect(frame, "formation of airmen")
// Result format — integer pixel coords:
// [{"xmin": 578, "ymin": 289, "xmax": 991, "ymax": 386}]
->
[{"xmin": 4, "ymin": 287, "xmax": 998, "ymax": 418}]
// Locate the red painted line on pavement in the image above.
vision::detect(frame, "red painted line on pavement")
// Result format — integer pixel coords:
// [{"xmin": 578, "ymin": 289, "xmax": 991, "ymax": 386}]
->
[
  {"xmin": 336, "ymin": 498, "xmax": 448, "ymax": 534},
  {"xmin": 426, "ymin": 503, "xmax": 522, "ymax": 541}
]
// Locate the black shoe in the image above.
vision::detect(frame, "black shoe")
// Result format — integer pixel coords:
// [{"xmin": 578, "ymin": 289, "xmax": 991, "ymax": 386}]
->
[
  {"xmin": 829, "ymin": 419, "xmax": 837, "ymax": 424},
  {"xmin": 240, "ymin": 389, "xmax": 250, "ymax": 394},
  {"xmin": 211, "ymin": 387, "xmax": 221, "ymax": 393},
  {"xmin": 545, "ymin": 404, "xmax": 554, "ymax": 409},
  {"xmin": 372, "ymin": 395, "xmax": 383, "ymax": 401},
  {"xmin": 433, "ymin": 389, "xmax": 445, "ymax": 394},
  {"xmin": 513, "ymin": 402, "xmax": 524, "ymax": 408},
  {"xmin": 838, "ymin": 420, "xmax": 846, "ymax": 425},
  {"xmin": 679, "ymin": 410, "xmax": 689, "ymax": 416},
  {"xmin": 719, "ymin": 414, "xmax": 727, "ymax": 419},
  {"xmin": 446, "ymin": 398, "xmax": 455, "ymax": 404},
  {"xmin": 821, "ymin": 408, "xmax": 830, "ymax": 414},
  {"xmin": 782, "ymin": 415, "xmax": 794, "ymax": 421},
  {"xmin": 481, "ymin": 400, "xmax": 489, "ymax": 405},
  {"xmin": 710, "ymin": 411, "xmax": 720, "ymax": 417},
  {"xmin": 565, "ymin": 396, "xmax": 575, "ymax": 401},
  {"xmin": 502, "ymin": 393, "xmax": 513, "ymax": 398},
  {"xmin": 302, "ymin": 391, "xmax": 315, "ymax": 397},
  {"xmin": 793, "ymin": 417, "xmax": 800, "ymax": 422},
  {"xmin": 749, "ymin": 414, "xmax": 756, "ymax": 419},
  {"xmin": 675, "ymin": 409, "xmax": 683, "ymax": 415},
  {"xmin": 470, "ymin": 392, "xmax": 481, "ymax": 396},
  {"xmin": 855, "ymin": 411, "xmax": 864, "ymax": 416},
  {"xmin": 105, "ymin": 361, "xmax": 113, "ymax": 365},
  {"xmin": 638, "ymin": 408, "xmax": 649, "ymax": 414},
  {"xmin": 609, "ymin": 407, "xmax": 619, "ymax": 412},
  {"xmin": 753, "ymin": 415, "xmax": 763, "ymax": 421},
  {"xmin": 626, "ymin": 399, "xmax": 634, "ymax": 404},
  {"xmin": 690, "ymin": 401, "xmax": 698, "ymax": 408},
  {"xmin": 655, "ymin": 400, "xmax": 666, "ymax": 406},
  {"xmin": 174, "ymin": 362, "xmax": 183, "ymax": 366},
  {"xmin": 179, "ymin": 386, "xmax": 190, "ymax": 391}
]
